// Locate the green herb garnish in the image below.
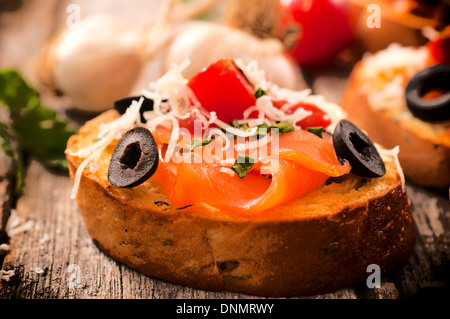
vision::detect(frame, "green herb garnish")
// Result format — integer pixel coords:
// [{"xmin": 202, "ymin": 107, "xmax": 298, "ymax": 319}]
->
[
  {"xmin": 307, "ymin": 127, "xmax": 324, "ymax": 138},
  {"xmin": 226, "ymin": 120, "xmax": 295, "ymax": 139},
  {"xmin": 188, "ymin": 137, "xmax": 212, "ymax": 151},
  {"xmin": 231, "ymin": 153, "xmax": 255, "ymax": 179},
  {"xmin": 269, "ymin": 122, "xmax": 295, "ymax": 135},
  {"xmin": 0, "ymin": 69, "xmax": 76, "ymax": 194},
  {"xmin": 230, "ymin": 119, "xmax": 240, "ymax": 128},
  {"xmin": 254, "ymin": 87, "xmax": 266, "ymax": 99},
  {"xmin": 254, "ymin": 123, "xmax": 269, "ymax": 138}
]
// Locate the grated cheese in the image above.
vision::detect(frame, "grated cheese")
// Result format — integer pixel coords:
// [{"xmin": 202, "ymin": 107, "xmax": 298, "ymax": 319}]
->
[
  {"xmin": 236, "ymin": 59, "xmax": 346, "ymax": 131},
  {"xmin": 360, "ymin": 44, "xmax": 429, "ymax": 111},
  {"xmin": 220, "ymin": 167, "xmax": 236, "ymax": 177},
  {"xmin": 69, "ymin": 97, "xmax": 144, "ymax": 199},
  {"xmin": 361, "ymin": 44, "xmax": 429, "ymax": 79},
  {"xmin": 378, "ymin": 145, "xmax": 406, "ymax": 193},
  {"xmin": 235, "ymin": 134, "xmax": 273, "ymax": 152},
  {"xmin": 69, "ymin": 59, "xmax": 348, "ymax": 199}
]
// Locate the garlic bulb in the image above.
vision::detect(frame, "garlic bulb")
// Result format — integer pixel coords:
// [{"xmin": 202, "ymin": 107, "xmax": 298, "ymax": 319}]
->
[
  {"xmin": 40, "ymin": 15, "xmax": 145, "ymax": 112},
  {"xmin": 163, "ymin": 21, "xmax": 306, "ymax": 90}
]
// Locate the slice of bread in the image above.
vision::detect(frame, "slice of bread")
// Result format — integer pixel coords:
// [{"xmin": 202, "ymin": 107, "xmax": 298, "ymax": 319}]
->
[
  {"xmin": 341, "ymin": 54, "xmax": 450, "ymax": 188},
  {"xmin": 65, "ymin": 110, "xmax": 416, "ymax": 297}
]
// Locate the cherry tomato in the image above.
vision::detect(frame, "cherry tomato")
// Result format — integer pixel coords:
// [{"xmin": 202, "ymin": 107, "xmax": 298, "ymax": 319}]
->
[
  {"xmin": 281, "ymin": 0, "xmax": 353, "ymax": 70},
  {"xmin": 427, "ymin": 30, "xmax": 450, "ymax": 64},
  {"xmin": 295, "ymin": 103, "xmax": 331, "ymax": 129},
  {"xmin": 178, "ymin": 115, "xmax": 196, "ymax": 135},
  {"xmin": 274, "ymin": 100, "xmax": 331, "ymax": 129},
  {"xmin": 187, "ymin": 59, "xmax": 256, "ymax": 123}
]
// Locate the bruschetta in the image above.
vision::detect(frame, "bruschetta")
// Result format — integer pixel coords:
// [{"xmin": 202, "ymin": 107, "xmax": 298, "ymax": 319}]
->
[
  {"xmin": 341, "ymin": 29, "xmax": 450, "ymax": 187},
  {"xmin": 66, "ymin": 58, "xmax": 415, "ymax": 296}
]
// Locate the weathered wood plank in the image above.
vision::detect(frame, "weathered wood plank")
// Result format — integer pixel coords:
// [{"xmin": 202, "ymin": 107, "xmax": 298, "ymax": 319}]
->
[
  {"xmin": 0, "ymin": 144, "xmax": 14, "ymax": 246},
  {"xmin": 394, "ymin": 183, "xmax": 450, "ymax": 298}
]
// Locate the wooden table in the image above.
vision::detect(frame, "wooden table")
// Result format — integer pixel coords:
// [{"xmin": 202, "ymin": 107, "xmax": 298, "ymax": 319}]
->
[{"xmin": 0, "ymin": 0, "xmax": 449, "ymax": 300}]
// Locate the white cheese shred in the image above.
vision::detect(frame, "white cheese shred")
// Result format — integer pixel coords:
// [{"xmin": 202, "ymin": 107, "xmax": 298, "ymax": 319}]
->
[
  {"xmin": 70, "ymin": 97, "xmax": 143, "ymax": 199},
  {"xmin": 220, "ymin": 167, "xmax": 236, "ymax": 177},
  {"xmin": 378, "ymin": 145, "xmax": 406, "ymax": 193}
]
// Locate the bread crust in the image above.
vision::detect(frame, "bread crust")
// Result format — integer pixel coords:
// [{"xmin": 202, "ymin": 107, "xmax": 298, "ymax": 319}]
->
[
  {"xmin": 66, "ymin": 111, "xmax": 416, "ymax": 297},
  {"xmin": 341, "ymin": 63, "xmax": 450, "ymax": 188}
]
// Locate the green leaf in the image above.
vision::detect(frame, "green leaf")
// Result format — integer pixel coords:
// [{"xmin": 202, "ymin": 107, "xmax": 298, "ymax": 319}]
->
[
  {"xmin": 0, "ymin": 69, "xmax": 39, "ymax": 111},
  {"xmin": 0, "ymin": 69, "xmax": 76, "ymax": 171},
  {"xmin": 188, "ymin": 137, "xmax": 212, "ymax": 151},
  {"xmin": 231, "ymin": 153, "xmax": 255, "ymax": 179},
  {"xmin": 269, "ymin": 122, "xmax": 295, "ymax": 135},
  {"xmin": 307, "ymin": 127, "xmax": 324, "ymax": 138},
  {"xmin": 254, "ymin": 123, "xmax": 270, "ymax": 138},
  {"xmin": 254, "ymin": 87, "xmax": 266, "ymax": 99},
  {"xmin": 230, "ymin": 119, "xmax": 240, "ymax": 128},
  {"xmin": 0, "ymin": 121, "xmax": 25, "ymax": 195},
  {"xmin": 226, "ymin": 120, "xmax": 295, "ymax": 139}
]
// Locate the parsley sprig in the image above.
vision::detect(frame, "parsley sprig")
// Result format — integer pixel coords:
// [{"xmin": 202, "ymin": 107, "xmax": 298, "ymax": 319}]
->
[{"xmin": 0, "ymin": 69, "xmax": 76, "ymax": 194}]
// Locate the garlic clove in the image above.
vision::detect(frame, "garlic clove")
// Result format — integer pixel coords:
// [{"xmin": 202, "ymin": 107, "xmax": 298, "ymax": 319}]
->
[
  {"xmin": 43, "ymin": 15, "xmax": 144, "ymax": 112},
  {"xmin": 163, "ymin": 21, "xmax": 306, "ymax": 90}
]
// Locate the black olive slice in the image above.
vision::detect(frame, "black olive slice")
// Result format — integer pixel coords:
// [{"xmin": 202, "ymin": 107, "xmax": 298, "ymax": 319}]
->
[
  {"xmin": 405, "ymin": 63, "xmax": 450, "ymax": 122},
  {"xmin": 113, "ymin": 96, "xmax": 154, "ymax": 123},
  {"xmin": 108, "ymin": 127, "xmax": 159, "ymax": 188},
  {"xmin": 333, "ymin": 119, "xmax": 386, "ymax": 178}
]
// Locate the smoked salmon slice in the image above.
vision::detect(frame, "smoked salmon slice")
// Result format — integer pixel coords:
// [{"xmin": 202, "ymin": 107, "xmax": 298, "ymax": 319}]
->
[{"xmin": 152, "ymin": 129, "xmax": 351, "ymax": 214}]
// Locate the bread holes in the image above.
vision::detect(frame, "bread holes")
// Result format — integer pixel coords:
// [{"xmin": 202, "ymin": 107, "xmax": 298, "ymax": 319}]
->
[
  {"xmin": 162, "ymin": 239, "xmax": 175, "ymax": 247},
  {"xmin": 217, "ymin": 260, "xmax": 240, "ymax": 272},
  {"xmin": 323, "ymin": 241, "xmax": 339, "ymax": 254},
  {"xmin": 154, "ymin": 200, "xmax": 170, "ymax": 207}
]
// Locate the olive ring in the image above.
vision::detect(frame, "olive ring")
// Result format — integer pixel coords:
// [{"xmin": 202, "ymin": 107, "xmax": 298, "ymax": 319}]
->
[{"xmin": 405, "ymin": 63, "xmax": 450, "ymax": 122}]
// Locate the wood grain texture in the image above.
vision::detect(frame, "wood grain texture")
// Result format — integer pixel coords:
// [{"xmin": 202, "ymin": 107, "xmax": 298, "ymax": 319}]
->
[
  {"xmin": 0, "ymin": 0, "xmax": 449, "ymax": 300},
  {"xmin": 0, "ymin": 146, "xmax": 14, "ymax": 245}
]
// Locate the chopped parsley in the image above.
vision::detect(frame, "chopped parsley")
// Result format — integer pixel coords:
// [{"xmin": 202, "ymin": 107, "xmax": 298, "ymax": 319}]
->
[
  {"xmin": 227, "ymin": 120, "xmax": 295, "ymax": 139},
  {"xmin": 231, "ymin": 153, "xmax": 255, "ymax": 179},
  {"xmin": 188, "ymin": 137, "xmax": 212, "ymax": 151},
  {"xmin": 307, "ymin": 127, "xmax": 324, "ymax": 138},
  {"xmin": 254, "ymin": 87, "xmax": 266, "ymax": 99},
  {"xmin": 269, "ymin": 122, "xmax": 295, "ymax": 135}
]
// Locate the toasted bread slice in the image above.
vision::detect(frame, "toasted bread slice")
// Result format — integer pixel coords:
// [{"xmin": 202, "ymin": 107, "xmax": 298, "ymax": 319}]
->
[
  {"xmin": 65, "ymin": 110, "xmax": 416, "ymax": 297},
  {"xmin": 341, "ymin": 47, "xmax": 450, "ymax": 188}
]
